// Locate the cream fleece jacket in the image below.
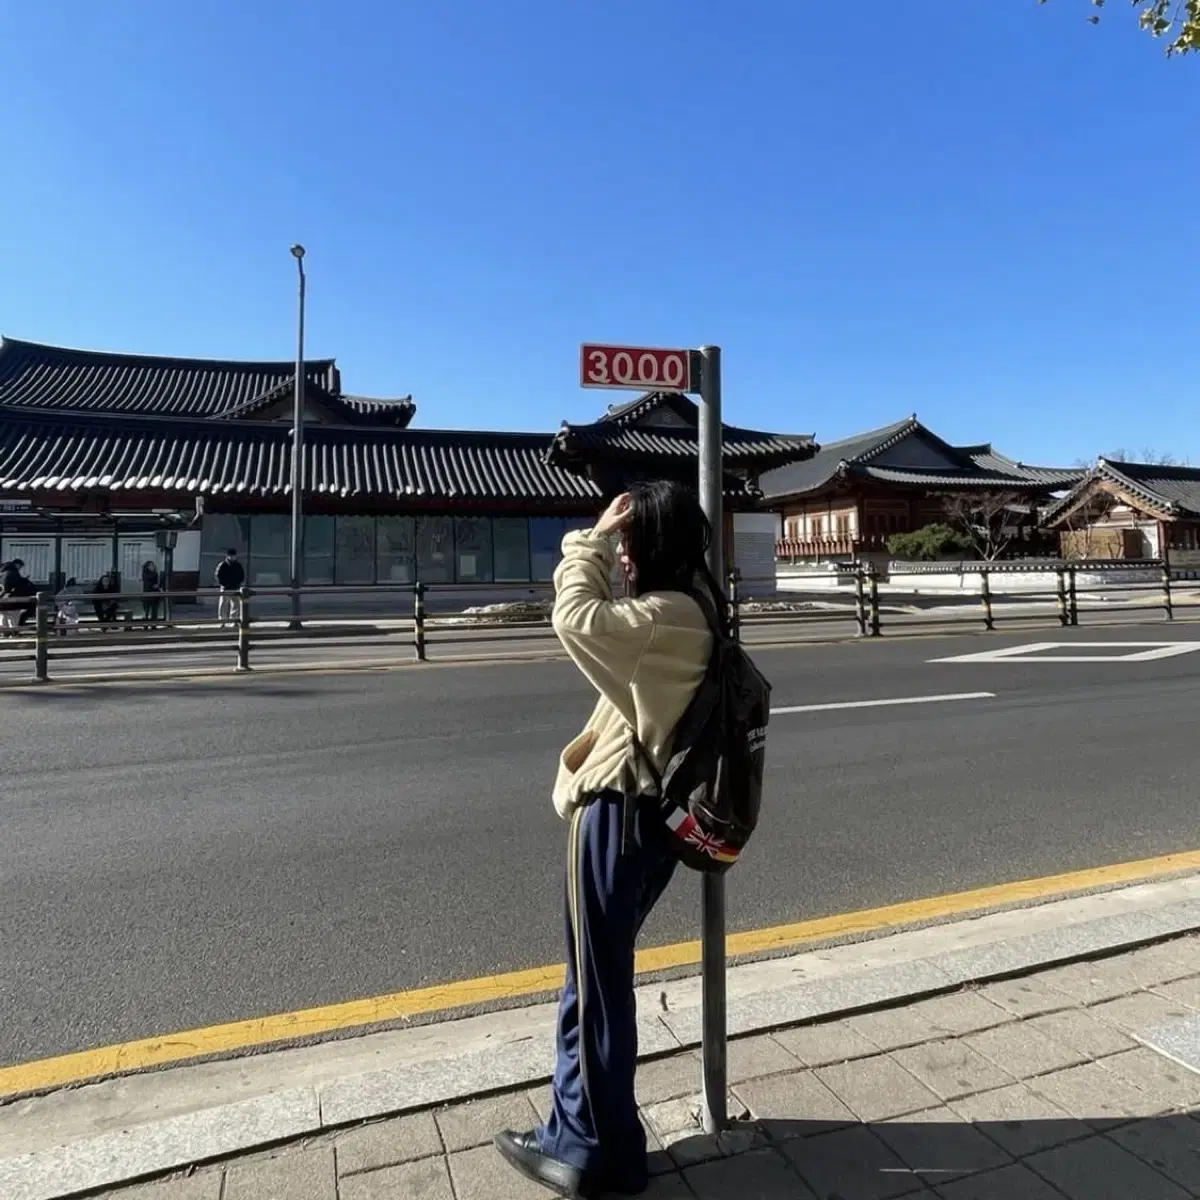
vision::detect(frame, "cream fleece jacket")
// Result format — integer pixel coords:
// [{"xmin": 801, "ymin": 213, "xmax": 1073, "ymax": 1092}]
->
[{"xmin": 550, "ymin": 528, "xmax": 712, "ymax": 819}]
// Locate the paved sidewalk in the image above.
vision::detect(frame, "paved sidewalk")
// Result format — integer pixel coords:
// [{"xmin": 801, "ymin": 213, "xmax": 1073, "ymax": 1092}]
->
[{"xmin": 95, "ymin": 935, "xmax": 1200, "ymax": 1199}]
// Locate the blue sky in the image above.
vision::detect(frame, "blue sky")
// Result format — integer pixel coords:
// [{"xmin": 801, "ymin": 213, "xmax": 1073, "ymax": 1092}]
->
[{"xmin": 1, "ymin": 2, "xmax": 1195, "ymax": 465}]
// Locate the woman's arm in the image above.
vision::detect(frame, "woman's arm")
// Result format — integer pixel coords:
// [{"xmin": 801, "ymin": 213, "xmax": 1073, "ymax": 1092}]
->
[{"xmin": 552, "ymin": 520, "xmax": 655, "ymax": 716}]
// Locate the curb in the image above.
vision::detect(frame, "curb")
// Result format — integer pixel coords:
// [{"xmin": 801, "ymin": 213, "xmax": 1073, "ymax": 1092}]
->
[
  {"xmin": 3, "ymin": 874, "xmax": 1199, "ymax": 1199},
  {"xmin": 0, "ymin": 647, "xmax": 570, "ymax": 689}
]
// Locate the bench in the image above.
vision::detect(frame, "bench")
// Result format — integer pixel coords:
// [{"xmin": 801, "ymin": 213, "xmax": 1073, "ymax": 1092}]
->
[{"xmin": 57, "ymin": 606, "xmax": 137, "ymax": 634}]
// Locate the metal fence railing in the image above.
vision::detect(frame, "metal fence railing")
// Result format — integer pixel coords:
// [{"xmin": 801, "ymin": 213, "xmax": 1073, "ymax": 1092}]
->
[
  {"xmin": 815, "ymin": 560, "xmax": 1178, "ymax": 635},
  {"xmin": 2, "ymin": 558, "xmax": 1187, "ymax": 682}
]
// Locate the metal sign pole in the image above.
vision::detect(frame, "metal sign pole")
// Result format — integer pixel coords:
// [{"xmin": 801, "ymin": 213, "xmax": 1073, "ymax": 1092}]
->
[
  {"xmin": 696, "ymin": 344, "xmax": 727, "ymax": 1135},
  {"xmin": 288, "ymin": 244, "xmax": 307, "ymax": 632}
]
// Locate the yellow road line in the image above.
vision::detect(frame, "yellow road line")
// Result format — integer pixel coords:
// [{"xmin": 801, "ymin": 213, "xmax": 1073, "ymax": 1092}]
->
[{"xmin": 3, "ymin": 847, "xmax": 1199, "ymax": 1099}]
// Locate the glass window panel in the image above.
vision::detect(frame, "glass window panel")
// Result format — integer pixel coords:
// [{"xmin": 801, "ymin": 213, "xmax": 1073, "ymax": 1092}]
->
[
  {"xmin": 454, "ymin": 517, "xmax": 493, "ymax": 583},
  {"xmin": 530, "ymin": 517, "xmax": 566, "ymax": 582},
  {"xmin": 1, "ymin": 540, "xmax": 53, "ymax": 586},
  {"xmin": 61, "ymin": 540, "xmax": 112, "ymax": 589},
  {"xmin": 493, "ymin": 518, "xmax": 530, "ymax": 582},
  {"xmin": 416, "ymin": 516, "xmax": 454, "ymax": 583},
  {"xmin": 200, "ymin": 514, "xmax": 248, "ymax": 592},
  {"xmin": 335, "ymin": 517, "xmax": 376, "ymax": 584},
  {"xmin": 248, "ymin": 514, "xmax": 290, "ymax": 587},
  {"xmin": 303, "ymin": 516, "xmax": 335, "ymax": 584},
  {"xmin": 118, "ymin": 539, "xmax": 165, "ymax": 594},
  {"xmin": 377, "ymin": 517, "xmax": 415, "ymax": 584}
]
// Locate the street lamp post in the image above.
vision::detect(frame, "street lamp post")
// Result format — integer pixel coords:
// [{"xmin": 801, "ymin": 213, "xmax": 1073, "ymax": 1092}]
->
[{"xmin": 289, "ymin": 244, "xmax": 306, "ymax": 629}]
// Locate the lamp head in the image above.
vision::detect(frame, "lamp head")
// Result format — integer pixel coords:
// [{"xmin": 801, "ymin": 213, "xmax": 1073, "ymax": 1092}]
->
[{"xmin": 290, "ymin": 244, "xmax": 305, "ymax": 260}]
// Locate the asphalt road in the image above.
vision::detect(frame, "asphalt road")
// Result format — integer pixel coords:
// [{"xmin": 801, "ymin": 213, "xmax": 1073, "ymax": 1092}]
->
[{"xmin": 4, "ymin": 625, "xmax": 1200, "ymax": 1069}]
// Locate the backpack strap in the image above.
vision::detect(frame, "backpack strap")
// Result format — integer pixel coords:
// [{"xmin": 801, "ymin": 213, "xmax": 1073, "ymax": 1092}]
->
[{"xmin": 630, "ymin": 732, "xmax": 663, "ymax": 796}]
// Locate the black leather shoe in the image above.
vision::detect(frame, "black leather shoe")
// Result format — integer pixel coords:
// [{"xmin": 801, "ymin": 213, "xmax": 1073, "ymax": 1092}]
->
[
  {"xmin": 493, "ymin": 1129, "xmax": 648, "ymax": 1198},
  {"xmin": 494, "ymin": 1130, "xmax": 588, "ymax": 1197}
]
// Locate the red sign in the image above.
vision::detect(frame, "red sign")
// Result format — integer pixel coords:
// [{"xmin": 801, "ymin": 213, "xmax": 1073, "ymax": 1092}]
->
[{"xmin": 580, "ymin": 343, "xmax": 693, "ymax": 393}]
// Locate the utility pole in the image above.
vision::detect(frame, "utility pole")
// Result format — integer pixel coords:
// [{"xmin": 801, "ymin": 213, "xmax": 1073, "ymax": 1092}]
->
[
  {"xmin": 696, "ymin": 344, "xmax": 727, "ymax": 1135},
  {"xmin": 288, "ymin": 243, "xmax": 306, "ymax": 629}
]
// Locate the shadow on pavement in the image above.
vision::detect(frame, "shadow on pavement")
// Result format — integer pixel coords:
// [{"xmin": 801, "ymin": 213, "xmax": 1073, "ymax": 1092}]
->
[
  {"xmin": 655, "ymin": 1112, "xmax": 1200, "ymax": 1197},
  {"xmin": 0, "ymin": 678, "xmax": 350, "ymax": 705}
]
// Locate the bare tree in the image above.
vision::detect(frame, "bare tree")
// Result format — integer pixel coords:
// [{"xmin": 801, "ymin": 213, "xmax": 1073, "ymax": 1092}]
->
[
  {"xmin": 1060, "ymin": 504, "xmax": 1099, "ymax": 561},
  {"xmin": 938, "ymin": 490, "xmax": 1026, "ymax": 561},
  {"xmin": 1056, "ymin": 486, "xmax": 1125, "ymax": 560}
]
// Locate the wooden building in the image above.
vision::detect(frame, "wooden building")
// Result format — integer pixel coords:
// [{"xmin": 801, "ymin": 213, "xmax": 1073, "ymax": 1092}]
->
[
  {"xmin": 1042, "ymin": 457, "xmax": 1200, "ymax": 565},
  {"xmin": 0, "ymin": 338, "xmax": 815, "ymax": 594},
  {"xmin": 760, "ymin": 415, "xmax": 1081, "ymax": 562}
]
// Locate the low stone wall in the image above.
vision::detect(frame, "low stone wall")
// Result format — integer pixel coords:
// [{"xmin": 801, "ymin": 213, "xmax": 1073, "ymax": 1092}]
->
[{"xmin": 778, "ymin": 562, "xmax": 1164, "ymax": 596}]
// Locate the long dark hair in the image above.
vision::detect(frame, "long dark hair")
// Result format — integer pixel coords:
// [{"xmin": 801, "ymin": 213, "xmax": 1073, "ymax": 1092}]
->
[{"xmin": 622, "ymin": 480, "xmax": 729, "ymax": 636}]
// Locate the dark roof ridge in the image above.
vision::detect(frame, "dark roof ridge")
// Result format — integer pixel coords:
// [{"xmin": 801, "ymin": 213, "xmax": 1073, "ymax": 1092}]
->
[
  {"xmin": 855, "ymin": 416, "xmax": 927, "ymax": 463},
  {"xmin": 1097, "ymin": 456, "xmax": 1200, "ymax": 478},
  {"xmin": 0, "ymin": 335, "xmax": 335, "ymax": 374},
  {"xmin": 0, "ymin": 403, "xmax": 552, "ymax": 444},
  {"xmin": 811, "ymin": 415, "xmax": 918, "ymax": 457},
  {"xmin": 567, "ymin": 391, "xmax": 814, "ymax": 443}
]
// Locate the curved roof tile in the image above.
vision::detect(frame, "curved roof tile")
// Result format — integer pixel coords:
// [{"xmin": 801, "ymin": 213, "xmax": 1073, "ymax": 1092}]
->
[
  {"xmin": 0, "ymin": 337, "xmax": 415, "ymax": 428},
  {"xmin": 0, "ymin": 409, "xmax": 600, "ymax": 504}
]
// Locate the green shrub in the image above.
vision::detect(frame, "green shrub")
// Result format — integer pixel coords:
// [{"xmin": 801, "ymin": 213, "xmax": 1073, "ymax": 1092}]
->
[{"xmin": 887, "ymin": 523, "xmax": 973, "ymax": 561}]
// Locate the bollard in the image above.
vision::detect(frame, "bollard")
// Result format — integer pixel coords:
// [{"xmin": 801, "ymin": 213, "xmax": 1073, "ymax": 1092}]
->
[
  {"xmin": 980, "ymin": 569, "xmax": 995, "ymax": 632},
  {"xmin": 854, "ymin": 566, "xmax": 867, "ymax": 637},
  {"xmin": 236, "ymin": 586, "xmax": 251, "ymax": 671},
  {"xmin": 1163, "ymin": 563, "xmax": 1175, "ymax": 621},
  {"xmin": 867, "ymin": 564, "xmax": 881, "ymax": 637},
  {"xmin": 1067, "ymin": 566, "xmax": 1079, "ymax": 627},
  {"xmin": 1056, "ymin": 568, "xmax": 1069, "ymax": 628},
  {"xmin": 727, "ymin": 569, "xmax": 741, "ymax": 641},
  {"xmin": 413, "ymin": 581, "xmax": 427, "ymax": 661},
  {"xmin": 33, "ymin": 591, "xmax": 50, "ymax": 683}
]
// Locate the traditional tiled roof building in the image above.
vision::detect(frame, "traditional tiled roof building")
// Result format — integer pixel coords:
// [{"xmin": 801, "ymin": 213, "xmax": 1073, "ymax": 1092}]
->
[
  {"xmin": 1042, "ymin": 457, "xmax": 1200, "ymax": 565},
  {"xmin": 761, "ymin": 415, "xmax": 1082, "ymax": 561},
  {"xmin": 548, "ymin": 391, "xmax": 815, "ymax": 503},
  {"xmin": 0, "ymin": 338, "xmax": 815, "ymax": 593}
]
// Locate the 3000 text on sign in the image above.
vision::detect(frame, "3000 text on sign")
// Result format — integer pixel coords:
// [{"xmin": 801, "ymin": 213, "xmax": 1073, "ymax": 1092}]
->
[{"xmin": 580, "ymin": 344, "xmax": 694, "ymax": 393}]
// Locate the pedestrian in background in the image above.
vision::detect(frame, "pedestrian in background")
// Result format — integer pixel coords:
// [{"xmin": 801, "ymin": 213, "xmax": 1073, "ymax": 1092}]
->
[
  {"xmin": 494, "ymin": 481, "xmax": 721, "ymax": 1199},
  {"xmin": 92, "ymin": 570, "xmax": 121, "ymax": 629},
  {"xmin": 0, "ymin": 559, "xmax": 25, "ymax": 634},
  {"xmin": 214, "ymin": 549, "xmax": 245, "ymax": 627},
  {"xmin": 141, "ymin": 560, "xmax": 161, "ymax": 627}
]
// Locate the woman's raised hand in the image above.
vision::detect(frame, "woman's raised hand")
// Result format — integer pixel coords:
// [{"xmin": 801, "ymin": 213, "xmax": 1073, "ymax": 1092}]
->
[{"xmin": 595, "ymin": 493, "xmax": 633, "ymax": 537}]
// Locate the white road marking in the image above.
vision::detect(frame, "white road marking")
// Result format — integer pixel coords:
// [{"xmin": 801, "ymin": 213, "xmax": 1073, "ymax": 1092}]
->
[
  {"xmin": 931, "ymin": 642, "xmax": 1200, "ymax": 664},
  {"xmin": 771, "ymin": 692, "xmax": 996, "ymax": 715}
]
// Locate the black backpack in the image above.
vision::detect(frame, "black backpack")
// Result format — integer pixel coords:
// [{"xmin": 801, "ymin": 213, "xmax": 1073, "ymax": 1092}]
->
[{"xmin": 636, "ymin": 594, "xmax": 771, "ymax": 874}]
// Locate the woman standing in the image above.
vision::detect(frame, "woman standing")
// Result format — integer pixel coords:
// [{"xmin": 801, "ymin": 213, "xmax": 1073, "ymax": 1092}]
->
[
  {"xmin": 494, "ymin": 481, "xmax": 721, "ymax": 1198},
  {"xmin": 141, "ymin": 560, "xmax": 161, "ymax": 627}
]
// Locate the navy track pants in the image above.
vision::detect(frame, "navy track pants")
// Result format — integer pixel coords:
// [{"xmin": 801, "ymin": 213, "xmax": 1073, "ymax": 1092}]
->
[{"xmin": 538, "ymin": 791, "xmax": 678, "ymax": 1183}]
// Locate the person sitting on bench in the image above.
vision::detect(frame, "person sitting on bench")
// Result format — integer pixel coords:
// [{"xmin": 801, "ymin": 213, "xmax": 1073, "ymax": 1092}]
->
[
  {"xmin": 56, "ymin": 577, "xmax": 84, "ymax": 634},
  {"xmin": 93, "ymin": 571, "xmax": 121, "ymax": 629}
]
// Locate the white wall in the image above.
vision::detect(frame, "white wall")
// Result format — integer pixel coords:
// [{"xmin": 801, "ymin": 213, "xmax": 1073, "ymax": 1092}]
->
[{"xmin": 777, "ymin": 563, "xmax": 1161, "ymax": 595}]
